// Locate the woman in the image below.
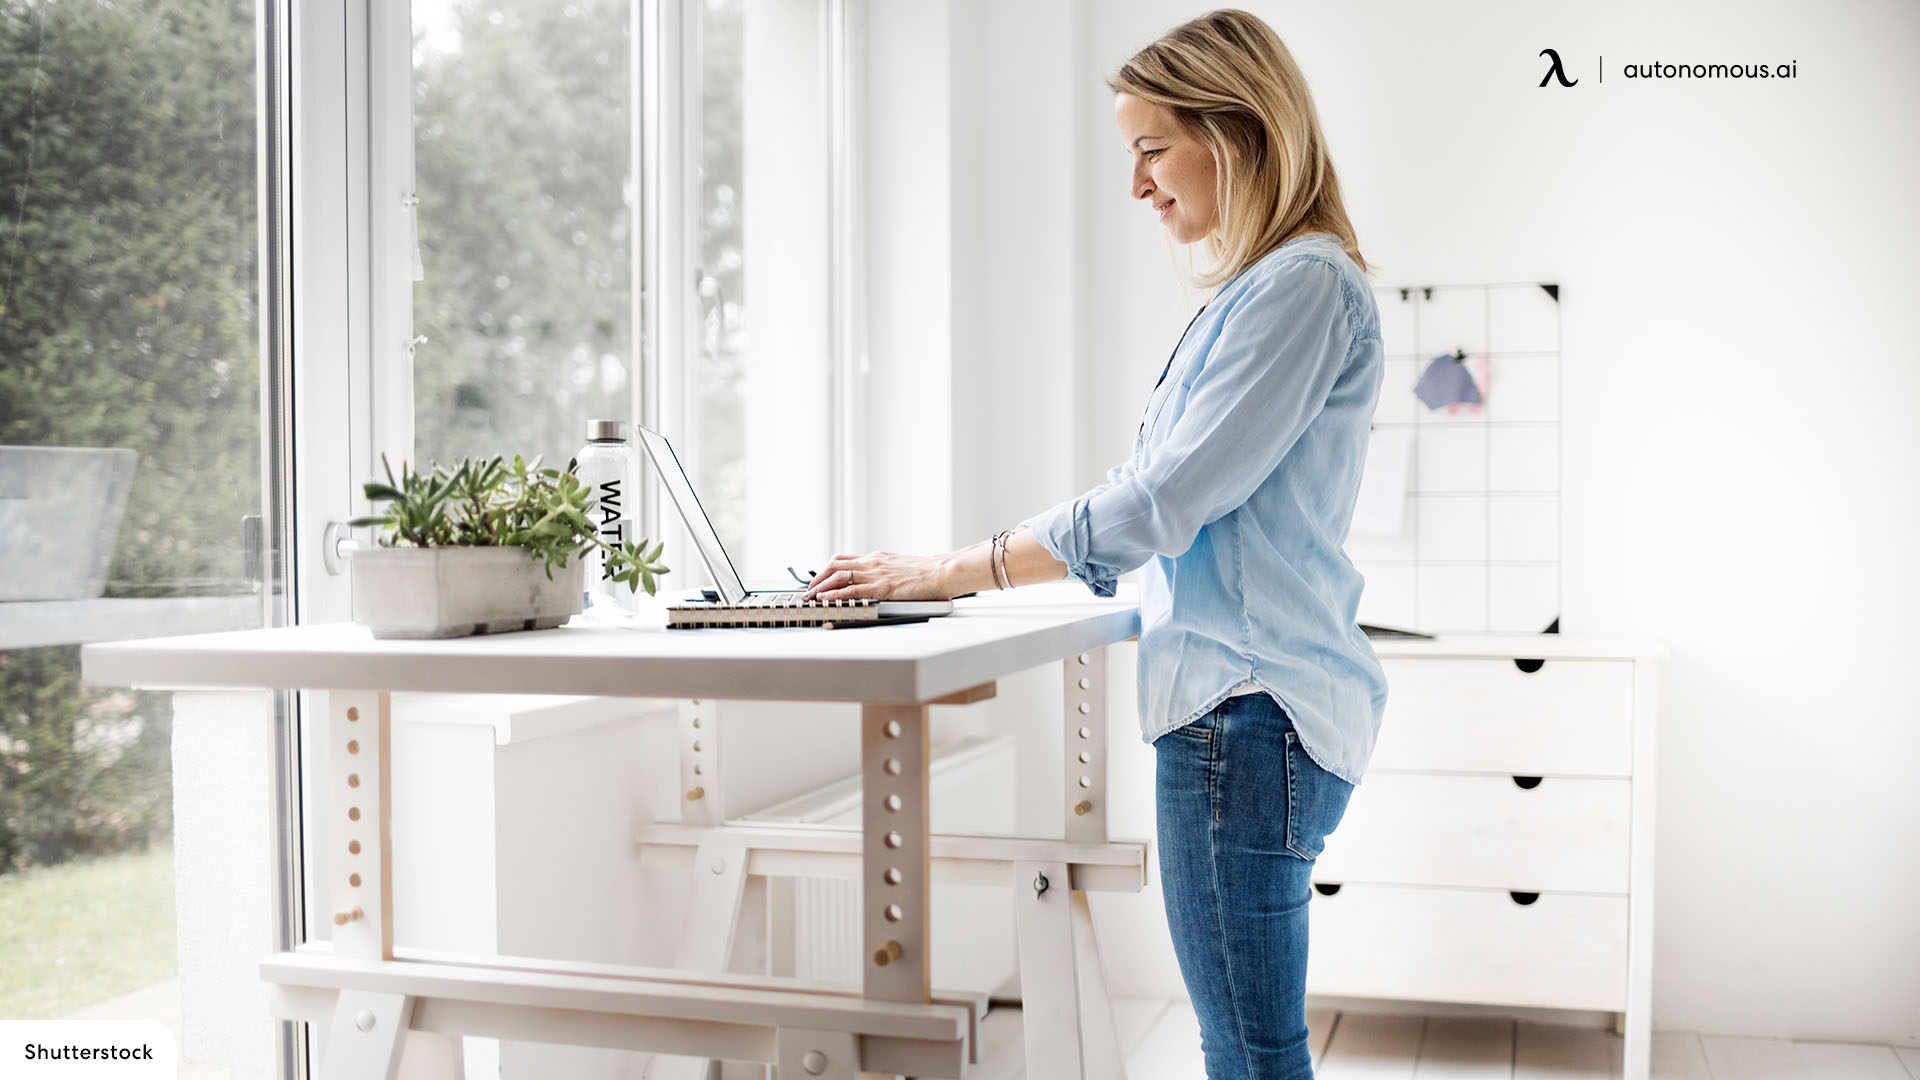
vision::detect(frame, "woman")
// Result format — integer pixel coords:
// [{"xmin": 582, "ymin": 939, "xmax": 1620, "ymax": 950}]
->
[{"xmin": 807, "ymin": 10, "xmax": 1386, "ymax": 1077}]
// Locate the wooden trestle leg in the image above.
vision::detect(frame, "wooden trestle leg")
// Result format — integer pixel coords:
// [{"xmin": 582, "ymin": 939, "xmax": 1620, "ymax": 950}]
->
[{"xmin": 319, "ymin": 691, "xmax": 414, "ymax": 1079}]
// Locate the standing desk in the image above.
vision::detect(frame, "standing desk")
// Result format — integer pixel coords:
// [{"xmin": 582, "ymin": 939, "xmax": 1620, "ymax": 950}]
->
[{"xmin": 82, "ymin": 584, "xmax": 1144, "ymax": 1079}]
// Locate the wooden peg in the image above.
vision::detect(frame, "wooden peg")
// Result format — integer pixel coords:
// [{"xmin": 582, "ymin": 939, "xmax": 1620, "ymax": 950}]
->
[
  {"xmin": 872, "ymin": 940, "xmax": 903, "ymax": 966},
  {"xmin": 333, "ymin": 907, "xmax": 364, "ymax": 926}
]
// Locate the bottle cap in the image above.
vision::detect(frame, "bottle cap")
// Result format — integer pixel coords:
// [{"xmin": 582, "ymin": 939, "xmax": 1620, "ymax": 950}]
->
[{"xmin": 585, "ymin": 419, "xmax": 628, "ymax": 442}]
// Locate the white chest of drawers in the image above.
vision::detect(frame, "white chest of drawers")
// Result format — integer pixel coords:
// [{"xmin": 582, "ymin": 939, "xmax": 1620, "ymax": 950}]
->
[{"xmin": 1304, "ymin": 634, "xmax": 1664, "ymax": 1080}]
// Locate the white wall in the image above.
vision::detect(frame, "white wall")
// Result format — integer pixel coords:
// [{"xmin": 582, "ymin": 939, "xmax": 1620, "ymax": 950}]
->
[{"xmin": 875, "ymin": 0, "xmax": 1920, "ymax": 1045}]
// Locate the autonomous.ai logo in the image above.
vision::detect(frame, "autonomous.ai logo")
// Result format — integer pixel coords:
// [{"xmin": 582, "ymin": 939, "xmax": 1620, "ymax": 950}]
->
[{"xmin": 1539, "ymin": 48, "xmax": 1577, "ymax": 87}]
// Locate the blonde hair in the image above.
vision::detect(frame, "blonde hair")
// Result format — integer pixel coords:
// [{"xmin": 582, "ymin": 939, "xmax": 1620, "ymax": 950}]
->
[{"xmin": 1111, "ymin": 9, "xmax": 1371, "ymax": 286}]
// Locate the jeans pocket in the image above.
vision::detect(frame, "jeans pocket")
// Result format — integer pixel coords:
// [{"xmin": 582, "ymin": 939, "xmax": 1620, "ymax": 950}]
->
[
  {"xmin": 1157, "ymin": 712, "xmax": 1216, "ymax": 746},
  {"xmin": 1282, "ymin": 729, "xmax": 1351, "ymax": 861}
]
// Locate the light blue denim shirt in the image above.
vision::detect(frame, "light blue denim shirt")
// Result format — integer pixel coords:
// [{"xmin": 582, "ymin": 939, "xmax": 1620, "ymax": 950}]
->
[{"xmin": 1023, "ymin": 232, "xmax": 1388, "ymax": 784}]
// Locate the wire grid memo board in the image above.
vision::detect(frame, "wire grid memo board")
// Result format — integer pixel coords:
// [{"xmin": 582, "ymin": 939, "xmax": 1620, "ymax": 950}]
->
[{"xmin": 1346, "ymin": 281, "xmax": 1563, "ymax": 635}]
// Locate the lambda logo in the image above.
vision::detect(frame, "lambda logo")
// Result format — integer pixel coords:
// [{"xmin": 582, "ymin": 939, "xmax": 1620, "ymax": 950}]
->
[{"xmin": 1539, "ymin": 48, "xmax": 1578, "ymax": 87}]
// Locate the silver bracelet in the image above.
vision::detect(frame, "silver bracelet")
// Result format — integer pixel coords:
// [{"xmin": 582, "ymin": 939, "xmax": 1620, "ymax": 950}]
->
[
  {"xmin": 989, "ymin": 531, "xmax": 1010, "ymax": 590},
  {"xmin": 997, "ymin": 529, "xmax": 1015, "ymax": 590}
]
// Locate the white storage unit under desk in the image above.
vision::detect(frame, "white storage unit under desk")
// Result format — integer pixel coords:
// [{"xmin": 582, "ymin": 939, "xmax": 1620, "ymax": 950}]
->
[{"xmin": 1304, "ymin": 633, "xmax": 1664, "ymax": 1080}]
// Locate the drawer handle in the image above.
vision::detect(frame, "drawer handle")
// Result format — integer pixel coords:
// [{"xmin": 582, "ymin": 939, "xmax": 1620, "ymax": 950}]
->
[
  {"xmin": 1509, "ymin": 891, "xmax": 1540, "ymax": 906},
  {"xmin": 1512, "ymin": 775, "xmax": 1543, "ymax": 790},
  {"xmin": 1312, "ymin": 882, "xmax": 1342, "ymax": 897},
  {"xmin": 1513, "ymin": 619, "xmax": 1559, "ymax": 674}
]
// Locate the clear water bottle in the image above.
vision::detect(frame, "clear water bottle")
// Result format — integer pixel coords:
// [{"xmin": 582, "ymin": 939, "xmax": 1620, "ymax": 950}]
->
[{"xmin": 576, "ymin": 419, "xmax": 636, "ymax": 615}]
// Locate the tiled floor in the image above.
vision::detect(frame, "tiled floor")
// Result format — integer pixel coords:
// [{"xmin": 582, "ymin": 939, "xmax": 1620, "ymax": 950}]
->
[{"xmin": 973, "ymin": 997, "xmax": 1920, "ymax": 1080}]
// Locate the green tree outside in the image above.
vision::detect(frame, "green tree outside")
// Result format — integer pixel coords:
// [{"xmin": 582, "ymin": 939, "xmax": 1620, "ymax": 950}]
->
[{"xmin": 0, "ymin": 0, "xmax": 257, "ymax": 872}]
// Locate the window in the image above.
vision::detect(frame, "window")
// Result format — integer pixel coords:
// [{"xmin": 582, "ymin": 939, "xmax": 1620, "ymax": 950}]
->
[
  {"xmin": 685, "ymin": 0, "xmax": 836, "ymax": 579},
  {"xmin": 0, "ymin": 0, "xmax": 271, "ymax": 1039},
  {"xmin": 403, "ymin": 0, "xmax": 844, "ymax": 592},
  {"xmin": 409, "ymin": 0, "xmax": 636, "ymax": 472}
]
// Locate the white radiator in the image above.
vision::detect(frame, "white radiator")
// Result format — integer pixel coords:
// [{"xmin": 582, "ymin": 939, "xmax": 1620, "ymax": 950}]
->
[{"xmin": 746, "ymin": 735, "xmax": 1018, "ymax": 988}]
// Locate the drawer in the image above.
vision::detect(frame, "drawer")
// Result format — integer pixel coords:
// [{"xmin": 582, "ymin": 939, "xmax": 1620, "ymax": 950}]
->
[
  {"xmin": 1317, "ymin": 773, "xmax": 1630, "ymax": 893},
  {"xmin": 1305, "ymin": 883, "xmax": 1627, "ymax": 1012},
  {"xmin": 1374, "ymin": 658, "xmax": 1635, "ymax": 776}
]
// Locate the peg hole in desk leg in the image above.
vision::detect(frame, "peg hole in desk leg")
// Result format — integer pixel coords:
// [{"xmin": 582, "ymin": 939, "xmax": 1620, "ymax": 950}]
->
[
  {"xmin": 1313, "ymin": 882, "xmax": 1342, "ymax": 897},
  {"xmin": 884, "ymin": 720, "xmax": 902, "ymax": 738},
  {"xmin": 883, "ymin": 757, "xmax": 902, "ymax": 776},
  {"xmin": 347, "ymin": 773, "xmax": 360, "ymax": 789},
  {"xmin": 1509, "ymin": 891, "xmax": 1541, "ymax": 906},
  {"xmin": 693, "ymin": 763, "xmax": 703, "ymax": 775},
  {"xmin": 884, "ymin": 794, "xmax": 902, "ymax": 812},
  {"xmin": 884, "ymin": 831, "xmax": 902, "ymax": 850},
  {"xmin": 1513, "ymin": 775, "xmax": 1543, "ymax": 790},
  {"xmin": 348, "ymin": 840, "xmax": 360, "ymax": 855},
  {"xmin": 346, "ymin": 706, "xmax": 359, "ymax": 722},
  {"xmin": 349, "ymin": 873, "xmax": 361, "ymax": 887},
  {"xmin": 348, "ymin": 807, "xmax": 360, "ymax": 822},
  {"xmin": 346, "ymin": 740, "xmax": 359, "ymax": 755},
  {"xmin": 692, "ymin": 739, "xmax": 701, "ymax": 752},
  {"xmin": 884, "ymin": 868, "xmax": 902, "ymax": 886},
  {"xmin": 884, "ymin": 904, "xmax": 903, "ymax": 922}
]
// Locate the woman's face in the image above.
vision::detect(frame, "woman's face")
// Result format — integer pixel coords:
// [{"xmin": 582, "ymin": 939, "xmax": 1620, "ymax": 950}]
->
[{"xmin": 1115, "ymin": 92, "xmax": 1219, "ymax": 245}]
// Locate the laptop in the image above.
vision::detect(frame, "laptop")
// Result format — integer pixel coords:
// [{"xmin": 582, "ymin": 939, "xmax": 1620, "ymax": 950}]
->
[{"xmin": 634, "ymin": 426, "xmax": 953, "ymax": 623}]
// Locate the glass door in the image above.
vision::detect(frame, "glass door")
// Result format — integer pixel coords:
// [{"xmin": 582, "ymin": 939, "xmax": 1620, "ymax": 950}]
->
[{"xmin": 0, "ymin": 0, "xmax": 288, "ymax": 1072}]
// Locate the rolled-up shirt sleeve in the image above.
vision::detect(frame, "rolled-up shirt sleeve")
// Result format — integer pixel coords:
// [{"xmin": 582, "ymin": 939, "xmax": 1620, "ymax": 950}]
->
[{"xmin": 1023, "ymin": 258, "xmax": 1355, "ymax": 596}]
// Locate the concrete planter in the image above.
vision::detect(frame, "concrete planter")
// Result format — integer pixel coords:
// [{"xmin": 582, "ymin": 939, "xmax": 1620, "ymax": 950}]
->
[
  {"xmin": 0, "ymin": 445, "xmax": 138, "ymax": 601},
  {"xmin": 350, "ymin": 546, "xmax": 585, "ymax": 639}
]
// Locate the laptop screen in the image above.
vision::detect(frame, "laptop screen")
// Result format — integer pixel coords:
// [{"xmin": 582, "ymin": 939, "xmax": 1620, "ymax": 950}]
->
[{"xmin": 633, "ymin": 426, "xmax": 750, "ymax": 605}]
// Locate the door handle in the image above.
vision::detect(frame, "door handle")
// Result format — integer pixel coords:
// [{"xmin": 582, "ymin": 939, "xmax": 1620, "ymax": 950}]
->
[{"xmin": 322, "ymin": 520, "xmax": 364, "ymax": 577}]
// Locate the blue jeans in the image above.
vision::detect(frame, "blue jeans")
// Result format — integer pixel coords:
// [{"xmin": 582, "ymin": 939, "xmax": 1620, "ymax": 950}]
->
[{"xmin": 1154, "ymin": 691, "xmax": 1355, "ymax": 1080}]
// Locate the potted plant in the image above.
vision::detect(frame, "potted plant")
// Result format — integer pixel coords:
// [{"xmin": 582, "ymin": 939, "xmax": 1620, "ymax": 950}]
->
[{"xmin": 347, "ymin": 453, "xmax": 669, "ymax": 639}]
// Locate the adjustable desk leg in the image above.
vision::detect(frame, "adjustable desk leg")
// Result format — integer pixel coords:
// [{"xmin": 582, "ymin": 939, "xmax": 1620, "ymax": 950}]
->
[
  {"xmin": 1015, "ymin": 858, "xmax": 1085, "ymax": 1076},
  {"xmin": 318, "ymin": 691, "xmax": 416, "ymax": 1078},
  {"xmin": 1063, "ymin": 649, "xmax": 1110, "ymax": 846},
  {"xmin": 1012, "ymin": 649, "xmax": 1124, "ymax": 1078},
  {"xmin": 325, "ymin": 690, "xmax": 396, "ymax": 960},
  {"xmin": 1070, "ymin": 890, "xmax": 1123, "ymax": 1078},
  {"xmin": 649, "ymin": 700, "xmax": 746, "ymax": 1080},
  {"xmin": 862, "ymin": 703, "xmax": 932, "ymax": 1004}
]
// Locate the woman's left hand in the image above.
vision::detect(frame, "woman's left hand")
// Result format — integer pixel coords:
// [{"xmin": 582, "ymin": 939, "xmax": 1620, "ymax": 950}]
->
[{"xmin": 805, "ymin": 551, "xmax": 952, "ymax": 602}]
